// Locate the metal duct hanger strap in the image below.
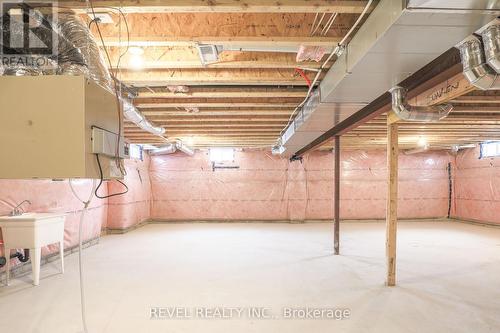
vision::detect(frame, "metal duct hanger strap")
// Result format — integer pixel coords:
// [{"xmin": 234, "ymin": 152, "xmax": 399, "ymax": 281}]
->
[{"xmin": 389, "ymin": 86, "xmax": 452, "ymax": 122}]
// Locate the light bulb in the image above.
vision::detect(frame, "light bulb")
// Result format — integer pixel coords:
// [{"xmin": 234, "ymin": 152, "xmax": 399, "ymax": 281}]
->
[
  {"xmin": 417, "ymin": 136, "xmax": 427, "ymax": 147},
  {"xmin": 129, "ymin": 54, "xmax": 144, "ymax": 70}
]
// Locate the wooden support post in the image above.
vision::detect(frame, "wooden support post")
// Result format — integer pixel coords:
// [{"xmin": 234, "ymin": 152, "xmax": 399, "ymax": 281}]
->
[
  {"xmin": 334, "ymin": 136, "xmax": 340, "ymax": 255},
  {"xmin": 386, "ymin": 114, "xmax": 399, "ymax": 286}
]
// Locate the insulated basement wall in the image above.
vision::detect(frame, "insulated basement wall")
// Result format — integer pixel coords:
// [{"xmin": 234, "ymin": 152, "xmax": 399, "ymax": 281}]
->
[
  {"xmin": 150, "ymin": 150, "xmax": 452, "ymax": 221},
  {"xmin": 453, "ymin": 146, "xmax": 500, "ymax": 225},
  {"xmin": 107, "ymin": 156, "xmax": 152, "ymax": 230},
  {"xmin": 0, "ymin": 156, "xmax": 150, "ymax": 267},
  {"xmin": 0, "ymin": 179, "xmax": 108, "ymax": 260}
]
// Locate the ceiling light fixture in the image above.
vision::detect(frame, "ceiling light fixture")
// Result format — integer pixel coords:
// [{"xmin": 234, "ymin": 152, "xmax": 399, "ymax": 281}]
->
[
  {"xmin": 417, "ymin": 136, "xmax": 428, "ymax": 147},
  {"xmin": 128, "ymin": 47, "xmax": 145, "ymax": 70}
]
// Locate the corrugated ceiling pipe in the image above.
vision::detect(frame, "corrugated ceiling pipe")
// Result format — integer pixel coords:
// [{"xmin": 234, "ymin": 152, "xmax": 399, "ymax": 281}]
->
[
  {"xmin": 175, "ymin": 141, "xmax": 195, "ymax": 156},
  {"xmin": 149, "ymin": 141, "xmax": 194, "ymax": 156},
  {"xmin": 458, "ymin": 35, "xmax": 500, "ymax": 90},
  {"xmin": 149, "ymin": 143, "xmax": 177, "ymax": 155},
  {"xmin": 390, "ymin": 86, "xmax": 452, "ymax": 122},
  {"xmin": 482, "ymin": 23, "xmax": 500, "ymax": 74},
  {"xmin": 122, "ymin": 99, "xmax": 165, "ymax": 136}
]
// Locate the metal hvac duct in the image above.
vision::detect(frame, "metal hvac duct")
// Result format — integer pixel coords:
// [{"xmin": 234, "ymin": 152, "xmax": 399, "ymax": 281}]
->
[
  {"xmin": 149, "ymin": 143, "xmax": 177, "ymax": 155},
  {"xmin": 482, "ymin": 22, "xmax": 500, "ymax": 73},
  {"xmin": 175, "ymin": 141, "xmax": 195, "ymax": 156},
  {"xmin": 390, "ymin": 86, "xmax": 452, "ymax": 122},
  {"xmin": 149, "ymin": 141, "xmax": 195, "ymax": 156},
  {"xmin": 458, "ymin": 35, "xmax": 500, "ymax": 90},
  {"xmin": 122, "ymin": 99, "xmax": 165, "ymax": 136}
]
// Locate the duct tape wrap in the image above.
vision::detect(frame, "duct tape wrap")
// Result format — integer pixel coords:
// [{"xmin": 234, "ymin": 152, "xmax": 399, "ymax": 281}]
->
[{"xmin": 122, "ymin": 99, "xmax": 166, "ymax": 136}]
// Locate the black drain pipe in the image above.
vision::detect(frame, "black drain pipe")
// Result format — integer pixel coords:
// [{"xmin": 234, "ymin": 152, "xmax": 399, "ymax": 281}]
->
[{"xmin": 0, "ymin": 249, "xmax": 30, "ymax": 267}]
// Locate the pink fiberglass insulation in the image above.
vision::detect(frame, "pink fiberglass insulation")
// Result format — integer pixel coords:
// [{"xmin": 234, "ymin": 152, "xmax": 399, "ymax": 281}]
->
[
  {"xmin": 150, "ymin": 149, "xmax": 453, "ymax": 221},
  {"xmin": 453, "ymin": 146, "xmax": 500, "ymax": 224},
  {"xmin": 0, "ymin": 179, "xmax": 107, "ymax": 262},
  {"xmin": 107, "ymin": 156, "xmax": 152, "ymax": 230},
  {"xmin": 296, "ymin": 45, "xmax": 327, "ymax": 62},
  {"xmin": 0, "ymin": 156, "xmax": 151, "ymax": 269}
]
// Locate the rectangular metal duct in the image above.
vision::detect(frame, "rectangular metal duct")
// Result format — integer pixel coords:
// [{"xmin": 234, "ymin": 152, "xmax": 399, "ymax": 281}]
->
[{"xmin": 281, "ymin": 0, "xmax": 499, "ymax": 155}]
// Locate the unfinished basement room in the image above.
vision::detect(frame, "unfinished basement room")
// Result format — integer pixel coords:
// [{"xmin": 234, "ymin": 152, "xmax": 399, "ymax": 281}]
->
[{"xmin": 1, "ymin": 1, "xmax": 500, "ymax": 332}]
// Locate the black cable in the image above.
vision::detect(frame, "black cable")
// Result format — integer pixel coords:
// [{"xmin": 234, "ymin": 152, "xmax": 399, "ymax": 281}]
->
[
  {"xmin": 87, "ymin": 0, "xmax": 128, "ymax": 172},
  {"xmin": 88, "ymin": 17, "xmax": 99, "ymax": 29},
  {"xmin": 94, "ymin": 154, "xmax": 129, "ymax": 199}
]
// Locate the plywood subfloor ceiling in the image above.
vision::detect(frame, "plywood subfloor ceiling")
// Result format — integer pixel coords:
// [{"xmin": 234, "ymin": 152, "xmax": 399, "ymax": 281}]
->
[
  {"xmin": 61, "ymin": 0, "xmax": 371, "ymax": 148},
  {"xmin": 66, "ymin": 0, "xmax": 500, "ymax": 151}
]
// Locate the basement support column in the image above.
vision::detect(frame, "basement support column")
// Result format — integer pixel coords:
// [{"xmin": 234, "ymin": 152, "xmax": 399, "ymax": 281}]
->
[
  {"xmin": 386, "ymin": 113, "xmax": 399, "ymax": 286},
  {"xmin": 334, "ymin": 136, "xmax": 340, "ymax": 255}
]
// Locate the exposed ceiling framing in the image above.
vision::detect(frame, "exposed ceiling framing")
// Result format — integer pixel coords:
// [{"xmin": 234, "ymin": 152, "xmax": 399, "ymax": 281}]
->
[{"xmin": 65, "ymin": 0, "xmax": 500, "ymax": 151}]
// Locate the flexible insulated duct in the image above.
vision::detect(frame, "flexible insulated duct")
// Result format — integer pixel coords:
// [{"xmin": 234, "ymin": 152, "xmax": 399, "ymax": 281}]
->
[
  {"xmin": 390, "ymin": 86, "xmax": 452, "ymax": 122},
  {"xmin": 458, "ymin": 35, "xmax": 500, "ymax": 90},
  {"xmin": 149, "ymin": 141, "xmax": 194, "ymax": 156},
  {"xmin": 150, "ymin": 143, "xmax": 177, "ymax": 155},
  {"xmin": 481, "ymin": 23, "xmax": 500, "ymax": 74},
  {"xmin": 122, "ymin": 99, "xmax": 165, "ymax": 136}
]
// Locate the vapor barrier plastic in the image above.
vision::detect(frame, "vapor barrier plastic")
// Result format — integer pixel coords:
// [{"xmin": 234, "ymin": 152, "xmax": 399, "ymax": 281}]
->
[
  {"xmin": 150, "ymin": 150, "xmax": 452, "ymax": 221},
  {"xmin": 453, "ymin": 146, "xmax": 500, "ymax": 224},
  {"xmin": 107, "ymin": 156, "xmax": 152, "ymax": 230},
  {"xmin": 0, "ymin": 179, "xmax": 107, "ymax": 265},
  {"xmin": 0, "ymin": 157, "xmax": 153, "ymax": 272}
]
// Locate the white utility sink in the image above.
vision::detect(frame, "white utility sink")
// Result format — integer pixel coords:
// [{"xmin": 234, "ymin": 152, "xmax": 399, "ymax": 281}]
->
[{"xmin": 0, "ymin": 213, "xmax": 66, "ymax": 286}]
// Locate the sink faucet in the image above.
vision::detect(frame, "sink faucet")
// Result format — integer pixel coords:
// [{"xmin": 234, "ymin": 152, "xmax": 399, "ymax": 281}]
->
[{"xmin": 10, "ymin": 200, "xmax": 32, "ymax": 216}]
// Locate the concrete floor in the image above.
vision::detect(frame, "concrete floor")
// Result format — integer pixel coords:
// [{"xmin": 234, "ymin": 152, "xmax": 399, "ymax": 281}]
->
[{"xmin": 1, "ymin": 221, "xmax": 500, "ymax": 333}]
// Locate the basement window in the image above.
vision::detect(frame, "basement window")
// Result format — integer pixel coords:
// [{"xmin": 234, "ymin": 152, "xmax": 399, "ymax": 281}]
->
[
  {"xmin": 479, "ymin": 141, "xmax": 500, "ymax": 159},
  {"xmin": 129, "ymin": 144, "xmax": 143, "ymax": 161},
  {"xmin": 209, "ymin": 148, "xmax": 234, "ymax": 162}
]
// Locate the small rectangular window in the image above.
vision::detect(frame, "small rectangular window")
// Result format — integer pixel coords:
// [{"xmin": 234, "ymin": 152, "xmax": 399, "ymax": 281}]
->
[
  {"xmin": 129, "ymin": 144, "xmax": 143, "ymax": 161},
  {"xmin": 209, "ymin": 148, "xmax": 234, "ymax": 162},
  {"xmin": 480, "ymin": 141, "xmax": 500, "ymax": 159}
]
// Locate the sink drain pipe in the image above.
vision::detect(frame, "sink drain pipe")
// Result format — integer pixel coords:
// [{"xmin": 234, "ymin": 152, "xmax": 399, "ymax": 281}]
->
[{"xmin": 0, "ymin": 249, "xmax": 30, "ymax": 268}]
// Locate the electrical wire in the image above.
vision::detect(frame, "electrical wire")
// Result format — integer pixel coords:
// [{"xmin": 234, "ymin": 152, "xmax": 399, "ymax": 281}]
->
[
  {"xmin": 310, "ymin": 13, "xmax": 326, "ymax": 36},
  {"xmin": 277, "ymin": 0, "xmax": 374, "ymax": 141},
  {"xmin": 69, "ymin": 179, "xmax": 97, "ymax": 333},
  {"xmin": 321, "ymin": 13, "xmax": 338, "ymax": 36},
  {"xmin": 94, "ymin": 154, "xmax": 129, "ymax": 199},
  {"xmin": 86, "ymin": 0, "xmax": 127, "ymax": 175},
  {"xmin": 310, "ymin": 12, "xmax": 319, "ymax": 36}
]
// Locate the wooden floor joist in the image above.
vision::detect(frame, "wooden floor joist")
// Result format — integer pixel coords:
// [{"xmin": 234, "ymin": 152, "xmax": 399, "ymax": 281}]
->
[
  {"xmin": 75, "ymin": 1, "xmax": 500, "ymax": 150},
  {"xmin": 135, "ymin": 89, "xmax": 308, "ymax": 99},
  {"xmin": 102, "ymin": 36, "xmax": 341, "ymax": 48},
  {"xmin": 67, "ymin": 0, "xmax": 372, "ymax": 13},
  {"xmin": 136, "ymin": 102, "xmax": 300, "ymax": 109}
]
